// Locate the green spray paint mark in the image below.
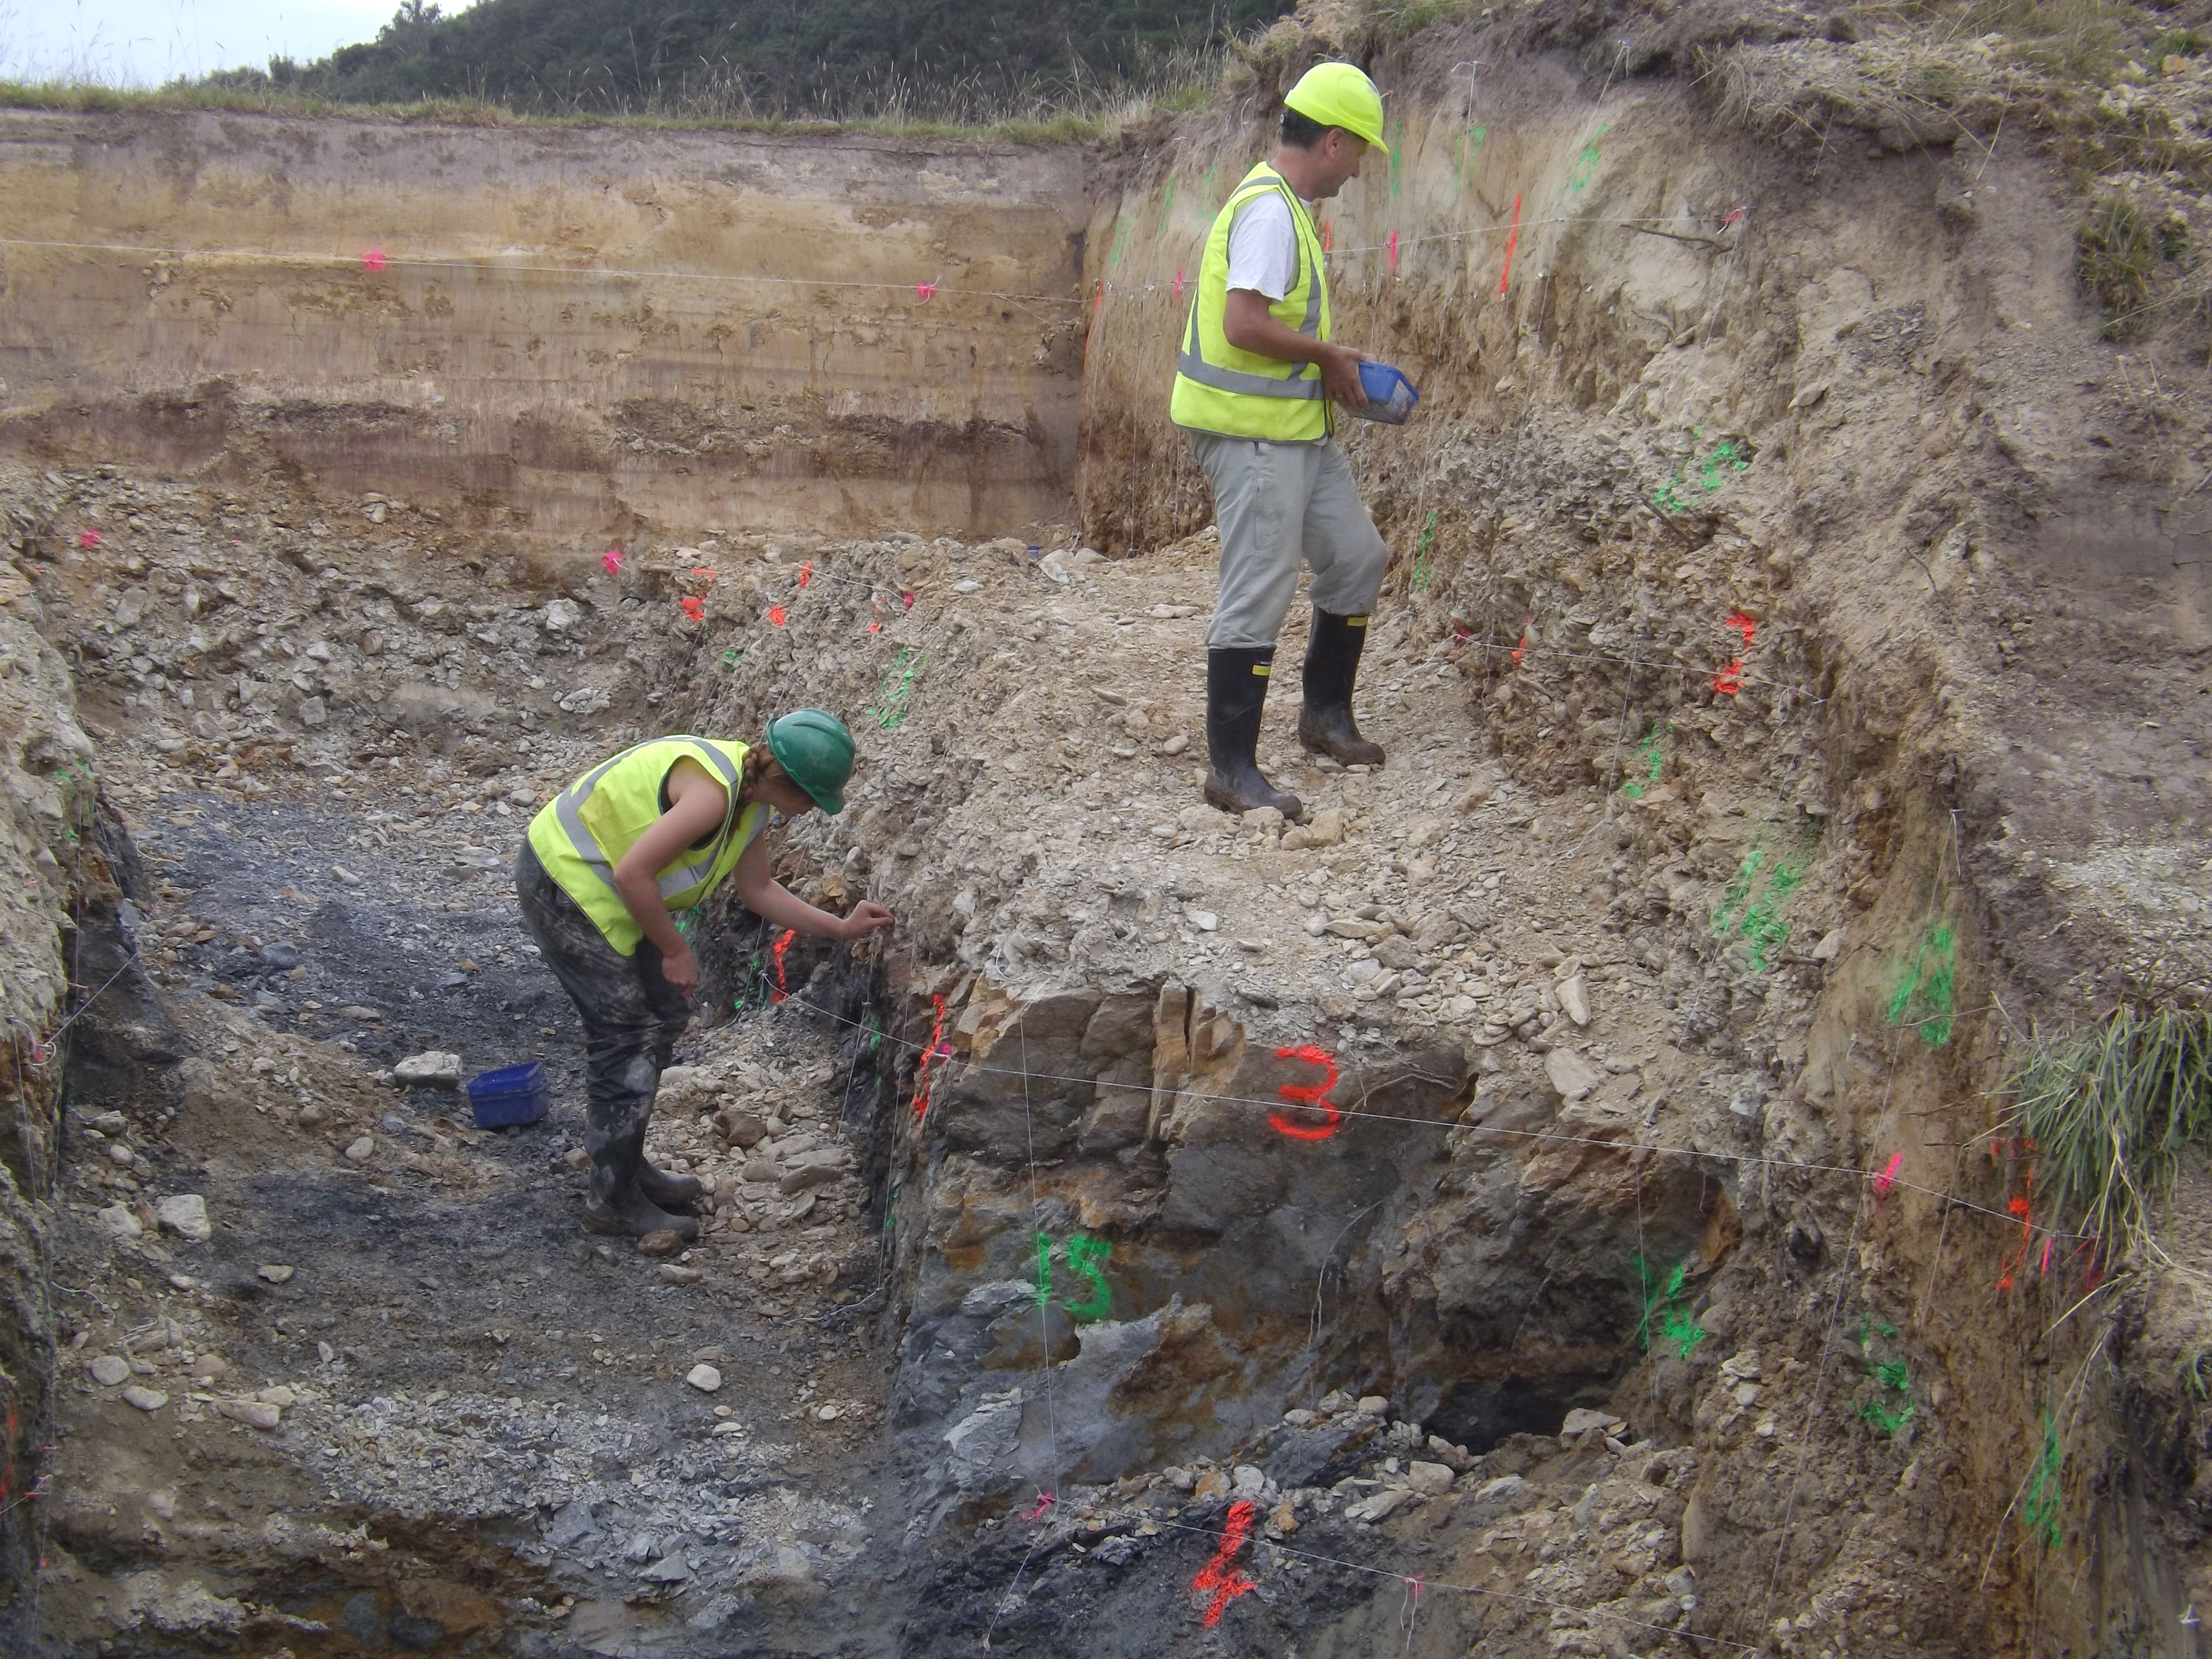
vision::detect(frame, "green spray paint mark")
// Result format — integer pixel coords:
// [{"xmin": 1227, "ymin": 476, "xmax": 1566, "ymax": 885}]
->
[
  {"xmin": 1034, "ymin": 1231, "xmax": 1114, "ymax": 1322},
  {"xmin": 1634, "ymin": 1258, "xmax": 1707, "ymax": 1360},
  {"xmin": 1108, "ymin": 216, "xmax": 1133, "ymax": 269},
  {"xmin": 1566, "ymin": 123, "xmax": 1612, "ymax": 191},
  {"xmin": 1856, "ymin": 1318, "xmax": 1915, "ymax": 1434},
  {"xmin": 1203, "ymin": 164, "xmax": 1219, "ymax": 203},
  {"xmin": 1886, "ymin": 922, "xmax": 1957, "ymax": 1045},
  {"xmin": 869, "ymin": 647, "xmax": 926, "ymax": 729},
  {"xmin": 1389, "ymin": 120, "xmax": 1406, "ymax": 198},
  {"xmin": 721, "ymin": 647, "xmax": 742, "ymax": 672},
  {"xmin": 1453, "ymin": 125, "xmax": 1487, "ymax": 194},
  {"xmin": 2022, "ymin": 1415, "xmax": 2063, "ymax": 1549},
  {"xmin": 867, "ymin": 1014, "xmax": 883, "ymax": 1051},
  {"xmin": 1620, "ymin": 722, "xmax": 1667, "ymax": 799},
  {"xmin": 1653, "ymin": 433, "xmax": 1751, "ymax": 514},
  {"xmin": 1160, "ymin": 174, "xmax": 1177, "ymax": 220},
  {"xmin": 1411, "ymin": 510, "xmax": 1437, "ymax": 593},
  {"xmin": 1712, "ymin": 824, "xmax": 1820, "ymax": 973}
]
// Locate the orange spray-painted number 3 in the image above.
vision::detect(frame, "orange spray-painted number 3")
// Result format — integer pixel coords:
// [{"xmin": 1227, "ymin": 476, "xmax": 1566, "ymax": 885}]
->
[{"xmin": 1268, "ymin": 1044, "xmax": 1341, "ymax": 1142}]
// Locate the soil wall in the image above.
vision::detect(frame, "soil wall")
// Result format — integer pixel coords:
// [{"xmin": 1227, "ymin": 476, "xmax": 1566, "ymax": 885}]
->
[{"xmin": 0, "ymin": 110, "xmax": 1090, "ymax": 558}]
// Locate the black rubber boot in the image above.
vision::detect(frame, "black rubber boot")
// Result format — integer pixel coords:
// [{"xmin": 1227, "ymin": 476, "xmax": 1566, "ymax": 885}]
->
[
  {"xmin": 581, "ymin": 1124, "xmax": 698, "ymax": 1240},
  {"xmin": 1298, "ymin": 608, "xmax": 1387, "ymax": 767},
  {"xmin": 638, "ymin": 1161, "xmax": 705, "ymax": 1209},
  {"xmin": 1203, "ymin": 647, "xmax": 1306, "ymax": 822}
]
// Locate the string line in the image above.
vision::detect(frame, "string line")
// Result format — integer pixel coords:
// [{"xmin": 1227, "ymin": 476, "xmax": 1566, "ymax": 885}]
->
[
  {"xmin": 0, "ymin": 236, "xmax": 1080, "ymax": 305},
  {"xmin": 784, "ymin": 991, "xmax": 2091, "ymax": 1243}
]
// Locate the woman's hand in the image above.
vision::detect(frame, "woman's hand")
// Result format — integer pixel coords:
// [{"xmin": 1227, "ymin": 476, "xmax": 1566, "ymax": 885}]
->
[
  {"xmin": 660, "ymin": 941, "xmax": 702, "ymax": 995},
  {"xmin": 840, "ymin": 901, "xmax": 895, "ymax": 940}
]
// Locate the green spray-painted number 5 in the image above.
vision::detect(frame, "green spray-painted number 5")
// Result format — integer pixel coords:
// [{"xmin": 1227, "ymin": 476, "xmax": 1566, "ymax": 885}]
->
[{"xmin": 1034, "ymin": 1231, "xmax": 1113, "ymax": 1321}]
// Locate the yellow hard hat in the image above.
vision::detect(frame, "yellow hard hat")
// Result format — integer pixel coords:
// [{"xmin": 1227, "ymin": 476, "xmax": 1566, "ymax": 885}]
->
[{"xmin": 1284, "ymin": 61, "xmax": 1389, "ymax": 155}]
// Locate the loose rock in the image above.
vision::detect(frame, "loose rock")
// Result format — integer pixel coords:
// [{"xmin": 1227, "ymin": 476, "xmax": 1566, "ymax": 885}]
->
[{"xmin": 686, "ymin": 1364, "xmax": 724, "ymax": 1393}]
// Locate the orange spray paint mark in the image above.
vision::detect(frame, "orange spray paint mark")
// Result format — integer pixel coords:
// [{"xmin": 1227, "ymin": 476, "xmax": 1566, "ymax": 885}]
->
[
  {"xmin": 767, "ymin": 606, "xmax": 786, "ymax": 628},
  {"xmin": 1268, "ymin": 1045, "xmax": 1342, "ymax": 1142},
  {"xmin": 1192, "ymin": 1500, "xmax": 1259, "ymax": 1625},
  {"xmin": 1726, "ymin": 610, "xmax": 1757, "ymax": 647},
  {"xmin": 1511, "ymin": 616, "xmax": 1533, "ymax": 666},
  {"xmin": 909, "ymin": 995, "xmax": 949, "ymax": 1124},
  {"xmin": 1712, "ymin": 659, "xmax": 1744, "ymax": 696},
  {"xmin": 1498, "ymin": 193, "xmax": 1522, "ymax": 295},
  {"xmin": 770, "ymin": 929, "xmax": 796, "ymax": 1004}
]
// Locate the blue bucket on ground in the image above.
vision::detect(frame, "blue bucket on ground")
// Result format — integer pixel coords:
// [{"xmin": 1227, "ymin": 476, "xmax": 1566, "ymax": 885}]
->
[
  {"xmin": 1344, "ymin": 360, "xmax": 1419, "ymax": 425},
  {"xmin": 466, "ymin": 1060, "xmax": 549, "ymax": 1129}
]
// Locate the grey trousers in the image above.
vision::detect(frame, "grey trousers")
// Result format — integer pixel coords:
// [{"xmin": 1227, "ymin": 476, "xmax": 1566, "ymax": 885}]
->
[
  {"xmin": 1189, "ymin": 431, "xmax": 1390, "ymax": 649},
  {"xmin": 515, "ymin": 841, "xmax": 690, "ymax": 1161}
]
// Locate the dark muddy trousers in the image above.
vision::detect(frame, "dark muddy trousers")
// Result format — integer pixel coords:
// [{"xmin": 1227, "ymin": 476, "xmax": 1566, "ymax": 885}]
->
[{"xmin": 514, "ymin": 841, "xmax": 691, "ymax": 1202}]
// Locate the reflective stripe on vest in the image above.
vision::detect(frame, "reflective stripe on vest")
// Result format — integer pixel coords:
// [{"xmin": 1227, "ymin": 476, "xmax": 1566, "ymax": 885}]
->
[
  {"xmin": 527, "ymin": 736, "xmax": 765, "ymax": 955},
  {"xmin": 1169, "ymin": 163, "xmax": 1333, "ymax": 442}
]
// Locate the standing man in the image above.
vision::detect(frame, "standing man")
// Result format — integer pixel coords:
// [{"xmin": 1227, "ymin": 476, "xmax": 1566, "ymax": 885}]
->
[{"xmin": 1171, "ymin": 61, "xmax": 1393, "ymax": 824}]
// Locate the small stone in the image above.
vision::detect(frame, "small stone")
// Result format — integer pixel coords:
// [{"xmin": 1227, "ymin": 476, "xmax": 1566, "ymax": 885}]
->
[
  {"xmin": 637, "ymin": 1230, "xmax": 686, "ymax": 1258},
  {"xmin": 107, "ymin": 1142, "xmax": 136, "ymax": 1167},
  {"xmin": 742, "ymin": 1158, "xmax": 782, "ymax": 1185},
  {"xmin": 1356, "ymin": 1395, "xmax": 1389, "ymax": 1416},
  {"xmin": 715, "ymin": 1110, "xmax": 769, "ymax": 1148},
  {"xmin": 191, "ymin": 1355, "xmax": 230, "ymax": 1383},
  {"xmin": 1556, "ymin": 973, "xmax": 1591, "ymax": 1027},
  {"xmin": 295, "ymin": 1103, "xmax": 326, "ymax": 1127},
  {"xmin": 393, "ymin": 1050, "xmax": 463, "ymax": 1087},
  {"xmin": 1283, "ymin": 1408, "xmax": 1315, "ymax": 1426},
  {"xmin": 216, "ymin": 1398, "xmax": 282, "ymax": 1429},
  {"xmin": 1811, "ymin": 928, "xmax": 1845, "ymax": 963},
  {"xmin": 1559, "ymin": 1407, "xmax": 1627, "ymax": 1442},
  {"xmin": 258, "ymin": 1386, "xmax": 297, "ymax": 1407},
  {"xmin": 1187, "ymin": 909, "xmax": 1219, "ymax": 932},
  {"xmin": 1239, "ymin": 807, "xmax": 1283, "ymax": 833},
  {"xmin": 686, "ymin": 1364, "xmax": 724, "ymax": 1394},
  {"xmin": 1270, "ymin": 1501, "xmax": 1298, "ymax": 1534},
  {"xmin": 343, "ymin": 1135, "xmax": 375, "ymax": 1164},
  {"xmin": 1158, "ymin": 734, "xmax": 1189, "ymax": 756},
  {"xmin": 777, "ymin": 1161, "xmax": 844, "ymax": 1195},
  {"xmin": 1306, "ymin": 808, "xmax": 1345, "ymax": 845},
  {"xmin": 93, "ymin": 1203, "xmax": 143, "ymax": 1240},
  {"xmin": 122, "ymin": 1386, "xmax": 169, "ymax": 1412},
  {"xmin": 89, "ymin": 1355, "xmax": 130, "ymax": 1386},
  {"xmin": 563, "ymin": 1147, "xmax": 591, "ymax": 1170},
  {"xmin": 1317, "ymin": 1390, "xmax": 1354, "ymax": 1413},
  {"xmin": 257, "ymin": 1264, "xmax": 296, "ymax": 1284},
  {"xmin": 1193, "ymin": 1469, "xmax": 1231, "ymax": 1502},
  {"xmin": 1231, "ymin": 1464, "xmax": 1266, "ymax": 1498},
  {"xmin": 816, "ymin": 1403, "xmax": 842, "ymax": 1421},
  {"xmin": 639, "ymin": 1554, "xmax": 692, "ymax": 1583},
  {"xmin": 660, "ymin": 1264, "xmax": 703, "ymax": 1285},
  {"xmin": 1544, "ymin": 1047, "xmax": 1605, "ymax": 1102},
  {"xmin": 1406, "ymin": 1460, "xmax": 1456, "ymax": 1495}
]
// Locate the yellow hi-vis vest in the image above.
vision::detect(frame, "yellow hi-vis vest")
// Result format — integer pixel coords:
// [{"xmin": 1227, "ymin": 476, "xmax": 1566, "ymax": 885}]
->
[
  {"xmin": 1169, "ymin": 162, "xmax": 1334, "ymax": 442},
  {"xmin": 527, "ymin": 737, "xmax": 766, "ymax": 955}
]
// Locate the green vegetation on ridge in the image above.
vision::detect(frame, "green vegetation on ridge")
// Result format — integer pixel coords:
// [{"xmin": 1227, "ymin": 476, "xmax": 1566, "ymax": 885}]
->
[{"xmin": 210, "ymin": 0, "xmax": 1295, "ymax": 123}]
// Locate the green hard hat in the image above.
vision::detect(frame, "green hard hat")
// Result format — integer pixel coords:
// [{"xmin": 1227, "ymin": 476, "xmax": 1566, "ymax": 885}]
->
[{"xmin": 765, "ymin": 708, "xmax": 854, "ymax": 816}]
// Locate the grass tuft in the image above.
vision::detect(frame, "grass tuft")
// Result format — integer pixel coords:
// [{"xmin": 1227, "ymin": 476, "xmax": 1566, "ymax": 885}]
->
[
  {"xmin": 2007, "ymin": 1005, "xmax": 2212, "ymax": 1263},
  {"xmin": 2078, "ymin": 192, "xmax": 2162, "ymax": 337}
]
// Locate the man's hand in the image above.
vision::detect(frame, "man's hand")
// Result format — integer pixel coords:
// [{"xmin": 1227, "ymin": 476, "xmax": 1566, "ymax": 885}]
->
[
  {"xmin": 1320, "ymin": 343, "xmax": 1369, "ymax": 408},
  {"xmin": 840, "ymin": 902, "xmax": 895, "ymax": 940},
  {"xmin": 660, "ymin": 941, "xmax": 701, "ymax": 995}
]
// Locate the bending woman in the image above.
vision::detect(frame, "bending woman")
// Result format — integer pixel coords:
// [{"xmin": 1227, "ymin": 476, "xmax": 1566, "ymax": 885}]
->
[{"xmin": 516, "ymin": 709, "xmax": 893, "ymax": 1239}]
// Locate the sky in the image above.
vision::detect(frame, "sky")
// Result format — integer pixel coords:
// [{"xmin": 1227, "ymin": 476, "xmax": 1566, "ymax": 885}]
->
[{"xmin": 0, "ymin": 0, "xmax": 477, "ymax": 85}]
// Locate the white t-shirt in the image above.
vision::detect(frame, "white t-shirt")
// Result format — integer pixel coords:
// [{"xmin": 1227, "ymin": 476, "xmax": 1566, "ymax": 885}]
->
[{"xmin": 1224, "ymin": 190, "xmax": 1304, "ymax": 301}]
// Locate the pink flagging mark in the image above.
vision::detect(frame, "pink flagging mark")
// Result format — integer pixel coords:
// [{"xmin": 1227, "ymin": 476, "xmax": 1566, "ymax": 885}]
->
[
  {"xmin": 869, "ymin": 622, "xmax": 883, "ymax": 633},
  {"xmin": 1726, "ymin": 610, "xmax": 1757, "ymax": 647},
  {"xmin": 602, "ymin": 547, "xmax": 625, "ymax": 575},
  {"xmin": 915, "ymin": 281, "xmax": 937, "ymax": 300},
  {"xmin": 1498, "ymin": 193, "xmax": 1523, "ymax": 295},
  {"xmin": 1173, "ymin": 268, "xmax": 1185, "ymax": 302},
  {"xmin": 767, "ymin": 606, "xmax": 786, "ymax": 628},
  {"xmin": 901, "ymin": 591, "xmax": 917, "ymax": 611},
  {"xmin": 1387, "ymin": 229, "xmax": 1400, "ymax": 274},
  {"xmin": 1192, "ymin": 1500, "xmax": 1259, "ymax": 1627},
  {"xmin": 363, "ymin": 249, "xmax": 387, "ymax": 271},
  {"xmin": 74, "ymin": 530, "xmax": 101, "ymax": 549},
  {"xmin": 1712, "ymin": 659, "xmax": 1744, "ymax": 696},
  {"xmin": 1723, "ymin": 205, "xmax": 1748, "ymax": 227},
  {"xmin": 1023, "ymin": 1491, "xmax": 1055, "ymax": 1522},
  {"xmin": 1873, "ymin": 1153, "xmax": 1902, "ymax": 1195}
]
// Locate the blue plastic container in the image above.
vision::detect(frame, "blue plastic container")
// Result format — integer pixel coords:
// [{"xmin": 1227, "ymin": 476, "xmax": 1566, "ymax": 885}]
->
[
  {"xmin": 466, "ymin": 1060, "xmax": 549, "ymax": 1129},
  {"xmin": 1344, "ymin": 360, "xmax": 1419, "ymax": 425}
]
